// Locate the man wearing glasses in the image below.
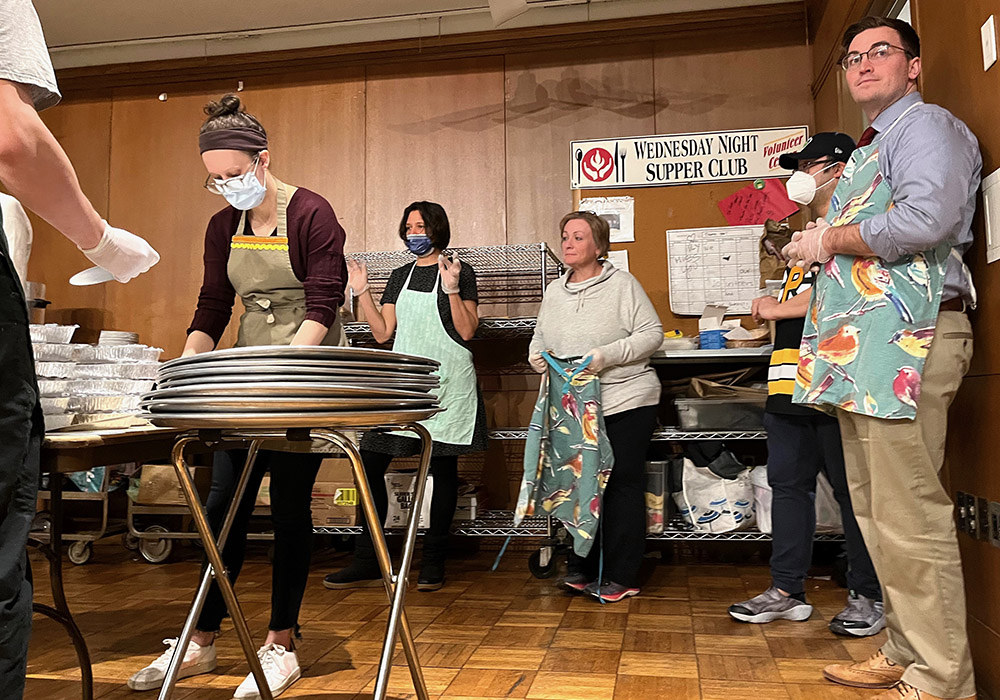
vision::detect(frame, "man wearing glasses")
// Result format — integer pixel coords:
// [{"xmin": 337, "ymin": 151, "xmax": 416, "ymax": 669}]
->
[
  {"xmin": 784, "ymin": 17, "xmax": 979, "ymax": 700},
  {"xmin": 730, "ymin": 132, "xmax": 885, "ymax": 641}
]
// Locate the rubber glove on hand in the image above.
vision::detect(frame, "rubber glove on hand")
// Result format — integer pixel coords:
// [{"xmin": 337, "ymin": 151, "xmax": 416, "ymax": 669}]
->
[
  {"xmin": 346, "ymin": 258, "xmax": 369, "ymax": 295},
  {"xmin": 79, "ymin": 221, "xmax": 159, "ymax": 283},
  {"xmin": 581, "ymin": 348, "xmax": 607, "ymax": 374},
  {"xmin": 781, "ymin": 219, "xmax": 832, "ymax": 269},
  {"xmin": 438, "ymin": 253, "xmax": 462, "ymax": 295},
  {"xmin": 528, "ymin": 352, "xmax": 547, "ymax": 374}
]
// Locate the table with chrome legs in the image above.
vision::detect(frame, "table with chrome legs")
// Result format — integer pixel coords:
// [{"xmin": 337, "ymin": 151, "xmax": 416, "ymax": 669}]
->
[{"xmin": 156, "ymin": 422, "xmax": 433, "ymax": 700}]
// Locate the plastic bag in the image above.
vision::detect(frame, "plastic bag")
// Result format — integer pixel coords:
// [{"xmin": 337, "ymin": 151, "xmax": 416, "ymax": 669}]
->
[{"xmin": 673, "ymin": 457, "xmax": 755, "ymax": 533}]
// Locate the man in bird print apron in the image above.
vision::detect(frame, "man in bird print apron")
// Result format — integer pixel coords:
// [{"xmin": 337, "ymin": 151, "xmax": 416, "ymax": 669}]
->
[{"xmin": 783, "ymin": 17, "xmax": 979, "ymax": 700}]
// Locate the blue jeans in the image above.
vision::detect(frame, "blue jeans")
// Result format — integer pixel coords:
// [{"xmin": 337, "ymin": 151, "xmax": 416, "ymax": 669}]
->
[{"xmin": 764, "ymin": 410, "xmax": 880, "ymax": 600}]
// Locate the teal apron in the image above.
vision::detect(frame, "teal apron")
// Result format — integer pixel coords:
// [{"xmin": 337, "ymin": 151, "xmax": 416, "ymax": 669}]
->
[
  {"xmin": 794, "ymin": 102, "xmax": 951, "ymax": 420},
  {"xmin": 391, "ymin": 263, "xmax": 477, "ymax": 445},
  {"xmin": 515, "ymin": 354, "xmax": 615, "ymax": 557}
]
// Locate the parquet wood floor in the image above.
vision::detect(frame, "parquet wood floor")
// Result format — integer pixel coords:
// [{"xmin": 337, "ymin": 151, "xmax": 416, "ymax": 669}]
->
[{"xmin": 25, "ymin": 544, "xmax": 885, "ymax": 700}]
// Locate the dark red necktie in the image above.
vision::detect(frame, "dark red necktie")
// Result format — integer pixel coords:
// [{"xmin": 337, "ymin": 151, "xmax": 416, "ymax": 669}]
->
[{"xmin": 857, "ymin": 126, "xmax": 878, "ymax": 147}]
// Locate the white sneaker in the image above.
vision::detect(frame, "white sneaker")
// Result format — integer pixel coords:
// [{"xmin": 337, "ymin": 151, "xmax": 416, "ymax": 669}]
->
[
  {"xmin": 127, "ymin": 638, "xmax": 217, "ymax": 691},
  {"xmin": 233, "ymin": 643, "xmax": 302, "ymax": 699}
]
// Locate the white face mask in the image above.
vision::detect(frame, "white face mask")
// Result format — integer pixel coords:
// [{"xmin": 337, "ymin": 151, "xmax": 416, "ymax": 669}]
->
[{"xmin": 785, "ymin": 162, "xmax": 838, "ymax": 205}]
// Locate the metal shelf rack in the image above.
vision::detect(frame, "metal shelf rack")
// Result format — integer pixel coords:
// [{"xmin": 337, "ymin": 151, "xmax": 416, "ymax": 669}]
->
[
  {"xmin": 345, "ymin": 316, "xmax": 538, "ymax": 341},
  {"xmin": 651, "ymin": 346, "xmax": 773, "ymax": 364},
  {"xmin": 489, "ymin": 428, "xmax": 767, "ymax": 442},
  {"xmin": 348, "ymin": 242, "xmax": 563, "ymax": 309}
]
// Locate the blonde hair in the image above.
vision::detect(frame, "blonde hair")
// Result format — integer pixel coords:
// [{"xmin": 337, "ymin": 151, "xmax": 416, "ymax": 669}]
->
[{"xmin": 559, "ymin": 211, "xmax": 611, "ymax": 257}]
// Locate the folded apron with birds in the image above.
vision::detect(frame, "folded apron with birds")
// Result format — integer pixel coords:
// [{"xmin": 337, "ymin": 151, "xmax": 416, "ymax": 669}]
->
[
  {"xmin": 794, "ymin": 102, "xmax": 950, "ymax": 420},
  {"xmin": 515, "ymin": 353, "xmax": 614, "ymax": 557}
]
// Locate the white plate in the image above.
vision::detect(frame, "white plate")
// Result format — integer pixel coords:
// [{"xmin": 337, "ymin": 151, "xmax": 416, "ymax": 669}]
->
[{"xmin": 69, "ymin": 266, "xmax": 115, "ymax": 286}]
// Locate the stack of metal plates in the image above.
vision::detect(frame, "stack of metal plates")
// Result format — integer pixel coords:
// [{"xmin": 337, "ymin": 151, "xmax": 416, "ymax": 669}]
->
[{"xmin": 141, "ymin": 346, "xmax": 442, "ymax": 428}]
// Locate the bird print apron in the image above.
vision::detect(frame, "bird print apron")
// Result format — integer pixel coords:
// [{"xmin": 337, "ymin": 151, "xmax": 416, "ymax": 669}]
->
[
  {"xmin": 794, "ymin": 103, "xmax": 950, "ymax": 420},
  {"xmin": 515, "ymin": 353, "xmax": 615, "ymax": 556}
]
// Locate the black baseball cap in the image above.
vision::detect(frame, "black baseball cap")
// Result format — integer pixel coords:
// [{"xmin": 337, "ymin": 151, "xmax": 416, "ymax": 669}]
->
[{"xmin": 778, "ymin": 132, "xmax": 857, "ymax": 171}]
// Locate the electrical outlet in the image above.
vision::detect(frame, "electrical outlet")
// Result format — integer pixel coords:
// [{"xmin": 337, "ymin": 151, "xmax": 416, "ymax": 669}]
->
[
  {"xmin": 979, "ymin": 497, "xmax": 990, "ymax": 540},
  {"xmin": 990, "ymin": 502, "xmax": 1000, "ymax": 548},
  {"xmin": 983, "ymin": 15, "xmax": 997, "ymax": 71},
  {"xmin": 967, "ymin": 495, "xmax": 978, "ymax": 536},
  {"xmin": 956, "ymin": 492, "xmax": 969, "ymax": 534}
]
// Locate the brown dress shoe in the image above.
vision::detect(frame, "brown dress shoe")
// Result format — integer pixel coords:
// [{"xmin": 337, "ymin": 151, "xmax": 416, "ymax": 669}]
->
[
  {"xmin": 870, "ymin": 680, "xmax": 976, "ymax": 699},
  {"xmin": 823, "ymin": 649, "xmax": 904, "ymax": 689}
]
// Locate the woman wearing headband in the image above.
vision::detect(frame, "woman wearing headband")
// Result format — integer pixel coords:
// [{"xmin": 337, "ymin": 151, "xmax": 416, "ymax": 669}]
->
[{"xmin": 127, "ymin": 95, "xmax": 348, "ymax": 699}]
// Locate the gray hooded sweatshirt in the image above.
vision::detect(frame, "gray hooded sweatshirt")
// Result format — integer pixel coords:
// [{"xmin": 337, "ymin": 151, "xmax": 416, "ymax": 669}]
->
[{"xmin": 529, "ymin": 262, "xmax": 663, "ymax": 416}]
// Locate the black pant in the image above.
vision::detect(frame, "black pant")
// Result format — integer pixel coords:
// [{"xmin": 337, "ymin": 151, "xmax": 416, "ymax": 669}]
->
[
  {"xmin": 764, "ymin": 410, "xmax": 880, "ymax": 600},
  {"xmin": 197, "ymin": 449, "xmax": 321, "ymax": 633},
  {"xmin": 0, "ymin": 226, "xmax": 43, "ymax": 700},
  {"xmin": 569, "ymin": 404, "xmax": 658, "ymax": 589},
  {"xmin": 355, "ymin": 450, "xmax": 458, "ymax": 563}
]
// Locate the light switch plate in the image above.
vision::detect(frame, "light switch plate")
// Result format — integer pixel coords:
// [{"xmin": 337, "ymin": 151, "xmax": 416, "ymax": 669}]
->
[
  {"xmin": 983, "ymin": 15, "xmax": 997, "ymax": 71},
  {"xmin": 982, "ymin": 168, "xmax": 1000, "ymax": 264}
]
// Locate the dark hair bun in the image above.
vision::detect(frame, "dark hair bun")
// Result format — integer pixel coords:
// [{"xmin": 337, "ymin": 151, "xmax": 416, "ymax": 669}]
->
[{"xmin": 204, "ymin": 94, "xmax": 242, "ymax": 118}]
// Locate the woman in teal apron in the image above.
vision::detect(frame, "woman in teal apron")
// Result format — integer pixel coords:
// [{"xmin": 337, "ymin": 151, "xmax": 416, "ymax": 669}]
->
[
  {"xmin": 324, "ymin": 201, "xmax": 487, "ymax": 592},
  {"xmin": 128, "ymin": 95, "xmax": 348, "ymax": 700}
]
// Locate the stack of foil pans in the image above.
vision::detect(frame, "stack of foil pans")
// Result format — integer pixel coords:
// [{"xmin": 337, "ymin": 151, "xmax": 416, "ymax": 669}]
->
[{"xmin": 142, "ymin": 346, "xmax": 442, "ymax": 428}]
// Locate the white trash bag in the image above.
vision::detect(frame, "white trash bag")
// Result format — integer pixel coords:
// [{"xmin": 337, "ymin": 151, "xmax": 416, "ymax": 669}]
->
[{"xmin": 673, "ymin": 457, "xmax": 755, "ymax": 533}]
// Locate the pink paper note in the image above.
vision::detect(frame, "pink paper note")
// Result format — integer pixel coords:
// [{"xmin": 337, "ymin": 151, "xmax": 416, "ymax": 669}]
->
[{"xmin": 718, "ymin": 178, "xmax": 800, "ymax": 226}]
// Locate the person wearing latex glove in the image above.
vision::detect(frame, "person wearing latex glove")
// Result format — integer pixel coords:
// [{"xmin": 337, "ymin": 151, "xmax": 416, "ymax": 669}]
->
[
  {"xmin": 0, "ymin": 4, "xmax": 159, "ymax": 699},
  {"xmin": 324, "ymin": 201, "xmax": 487, "ymax": 595},
  {"xmin": 580, "ymin": 347, "xmax": 606, "ymax": 374},
  {"xmin": 529, "ymin": 211, "xmax": 662, "ymax": 604},
  {"xmin": 79, "ymin": 221, "xmax": 160, "ymax": 282},
  {"xmin": 781, "ymin": 218, "xmax": 832, "ymax": 269}
]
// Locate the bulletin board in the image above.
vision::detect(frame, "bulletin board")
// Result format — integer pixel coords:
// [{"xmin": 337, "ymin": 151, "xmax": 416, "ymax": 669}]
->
[
  {"xmin": 574, "ymin": 183, "xmax": 804, "ymax": 336},
  {"xmin": 666, "ymin": 225, "xmax": 763, "ymax": 315}
]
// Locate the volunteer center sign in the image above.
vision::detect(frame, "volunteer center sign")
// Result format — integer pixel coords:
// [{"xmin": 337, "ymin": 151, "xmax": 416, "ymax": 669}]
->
[{"xmin": 570, "ymin": 126, "xmax": 809, "ymax": 189}]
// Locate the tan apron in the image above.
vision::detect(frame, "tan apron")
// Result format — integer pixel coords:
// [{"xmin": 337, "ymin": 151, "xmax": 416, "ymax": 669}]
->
[
  {"xmin": 227, "ymin": 178, "xmax": 346, "ymax": 451},
  {"xmin": 227, "ymin": 178, "xmax": 345, "ymax": 348}
]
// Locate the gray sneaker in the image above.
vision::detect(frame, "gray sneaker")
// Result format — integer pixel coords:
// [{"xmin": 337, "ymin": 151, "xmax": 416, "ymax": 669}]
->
[
  {"xmin": 728, "ymin": 586, "xmax": 814, "ymax": 623},
  {"xmin": 829, "ymin": 592, "xmax": 886, "ymax": 637}
]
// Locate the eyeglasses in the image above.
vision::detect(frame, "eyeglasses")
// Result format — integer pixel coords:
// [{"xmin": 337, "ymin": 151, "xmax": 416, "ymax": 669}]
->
[
  {"xmin": 797, "ymin": 159, "xmax": 833, "ymax": 172},
  {"xmin": 204, "ymin": 154, "xmax": 261, "ymax": 195},
  {"xmin": 840, "ymin": 43, "xmax": 913, "ymax": 71}
]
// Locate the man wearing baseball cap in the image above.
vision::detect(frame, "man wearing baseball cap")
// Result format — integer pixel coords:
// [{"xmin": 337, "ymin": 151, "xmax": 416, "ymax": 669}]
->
[{"xmin": 729, "ymin": 132, "xmax": 884, "ymax": 639}]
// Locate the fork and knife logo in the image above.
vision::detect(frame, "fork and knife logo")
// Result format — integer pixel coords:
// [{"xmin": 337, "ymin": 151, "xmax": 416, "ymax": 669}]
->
[{"xmin": 580, "ymin": 144, "xmax": 626, "ymax": 184}]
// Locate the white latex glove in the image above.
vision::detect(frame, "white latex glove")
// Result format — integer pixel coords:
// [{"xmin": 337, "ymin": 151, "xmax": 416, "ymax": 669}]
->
[
  {"xmin": 79, "ymin": 221, "xmax": 159, "ymax": 283},
  {"xmin": 438, "ymin": 253, "xmax": 461, "ymax": 295},
  {"xmin": 528, "ymin": 352, "xmax": 547, "ymax": 374},
  {"xmin": 581, "ymin": 348, "xmax": 607, "ymax": 374},
  {"xmin": 781, "ymin": 219, "xmax": 832, "ymax": 269},
  {"xmin": 346, "ymin": 258, "xmax": 369, "ymax": 295}
]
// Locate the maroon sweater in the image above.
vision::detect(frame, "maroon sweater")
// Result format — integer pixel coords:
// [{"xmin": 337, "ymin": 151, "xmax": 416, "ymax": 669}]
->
[{"xmin": 187, "ymin": 188, "xmax": 347, "ymax": 344}]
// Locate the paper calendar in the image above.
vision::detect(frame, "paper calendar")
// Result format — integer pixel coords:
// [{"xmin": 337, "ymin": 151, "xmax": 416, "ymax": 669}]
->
[{"xmin": 666, "ymin": 225, "xmax": 763, "ymax": 315}]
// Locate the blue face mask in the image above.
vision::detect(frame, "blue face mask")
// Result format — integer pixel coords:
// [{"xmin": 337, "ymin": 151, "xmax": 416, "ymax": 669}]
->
[{"xmin": 405, "ymin": 235, "xmax": 434, "ymax": 257}]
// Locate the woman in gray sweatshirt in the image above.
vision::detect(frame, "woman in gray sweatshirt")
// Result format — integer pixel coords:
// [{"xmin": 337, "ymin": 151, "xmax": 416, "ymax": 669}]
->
[{"xmin": 529, "ymin": 211, "xmax": 662, "ymax": 602}]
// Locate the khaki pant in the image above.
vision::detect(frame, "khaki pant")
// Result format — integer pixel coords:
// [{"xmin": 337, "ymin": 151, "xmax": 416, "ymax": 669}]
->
[{"xmin": 836, "ymin": 310, "xmax": 975, "ymax": 699}]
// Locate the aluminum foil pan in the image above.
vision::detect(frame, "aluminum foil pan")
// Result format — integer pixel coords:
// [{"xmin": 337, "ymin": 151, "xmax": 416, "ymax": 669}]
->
[
  {"xmin": 32, "ymin": 343, "xmax": 91, "ymax": 362},
  {"xmin": 70, "ymin": 379, "xmax": 155, "ymax": 396},
  {"xmin": 41, "ymin": 396, "xmax": 72, "ymax": 414},
  {"xmin": 78, "ymin": 344, "xmax": 163, "ymax": 363},
  {"xmin": 69, "ymin": 394, "xmax": 142, "ymax": 413},
  {"xmin": 74, "ymin": 362, "xmax": 160, "ymax": 380},
  {"xmin": 35, "ymin": 361, "xmax": 76, "ymax": 378},
  {"xmin": 38, "ymin": 379, "xmax": 72, "ymax": 397},
  {"xmin": 44, "ymin": 413, "xmax": 76, "ymax": 431}
]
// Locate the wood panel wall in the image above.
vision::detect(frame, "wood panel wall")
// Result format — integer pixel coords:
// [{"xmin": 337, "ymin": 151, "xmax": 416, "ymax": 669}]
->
[
  {"xmin": 27, "ymin": 29, "xmax": 814, "ymax": 359},
  {"xmin": 807, "ymin": 1, "xmax": 1000, "ymax": 696},
  {"xmin": 912, "ymin": 2, "xmax": 1000, "ymax": 698}
]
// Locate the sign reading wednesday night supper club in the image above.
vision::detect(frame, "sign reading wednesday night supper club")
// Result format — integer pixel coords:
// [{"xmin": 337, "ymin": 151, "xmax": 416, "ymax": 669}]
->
[{"xmin": 570, "ymin": 126, "xmax": 809, "ymax": 189}]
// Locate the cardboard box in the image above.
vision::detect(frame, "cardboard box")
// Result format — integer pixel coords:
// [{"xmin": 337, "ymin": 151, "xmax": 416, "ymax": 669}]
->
[
  {"xmin": 317, "ymin": 457, "xmax": 354, "ymax": 483},
  {"xmin": 311, "ymin": 481, "xmax": 359, "ymax": 527},
  {"xmin": 256, "ymin": 476, "xmax": 271, "ymax": 507},
  {"xmin": 136, "ymin": 464, "xmax": 193, "ymax": 505}
]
